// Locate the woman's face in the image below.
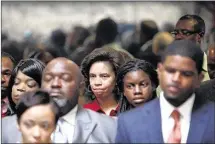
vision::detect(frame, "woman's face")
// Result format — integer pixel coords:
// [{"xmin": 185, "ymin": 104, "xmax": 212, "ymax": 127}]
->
[
  {"xmin": 89, "ymin": 61, "xmax": 116, "ymax": 100},
  {"xmin": 12, "ymin": 71, "xmax": 39, "ymax": 104},
  {"xmin": 18, "ymin": 104, "xmax": 56, "ymax": 143},
  {"xmin": 123, "ymin": 70, "xmax": 153, "ymax": 107}
]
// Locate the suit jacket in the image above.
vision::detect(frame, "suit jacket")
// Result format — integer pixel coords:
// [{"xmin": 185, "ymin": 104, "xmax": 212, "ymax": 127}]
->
[
  {"xmin": 115, "ymin": 93, "xmax": 215, "ymax": 143},
  {"xmin": 2, "ymin": 106, "xmax": 117, "ymax": 143},
  {"xmin": 196, "ymin": 79, "xmax": 215, "ymax": 102}
]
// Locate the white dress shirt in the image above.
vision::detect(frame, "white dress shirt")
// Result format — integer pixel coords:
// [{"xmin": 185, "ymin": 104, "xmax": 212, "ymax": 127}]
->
[
  {"xmin": 52, "ymin": 105, "xmax": 78, "ymax": 143},
  {"xmin": 160, "ymin": 92, "xmax": 195, "ymax": 143}
]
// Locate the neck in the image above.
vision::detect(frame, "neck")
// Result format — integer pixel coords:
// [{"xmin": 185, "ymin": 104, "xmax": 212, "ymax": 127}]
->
[
  {"xmin": 165, "ymin": 92, "xmax": 193, "ymax": 107},
  {"xmin": 96, "ymin": 94, "xmax": 118, "ymax": 112}
]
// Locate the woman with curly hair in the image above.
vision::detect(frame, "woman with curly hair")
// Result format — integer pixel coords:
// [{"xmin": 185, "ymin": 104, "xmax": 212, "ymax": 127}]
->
[{"xmin": 81, "ymin": 47, "xmax": 132, "ymax": 116}]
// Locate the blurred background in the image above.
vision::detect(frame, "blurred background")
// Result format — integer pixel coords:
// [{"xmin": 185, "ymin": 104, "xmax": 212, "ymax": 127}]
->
[{"xmin": 2, "ymin": 1, "xmax": 215, "ymax": 41}]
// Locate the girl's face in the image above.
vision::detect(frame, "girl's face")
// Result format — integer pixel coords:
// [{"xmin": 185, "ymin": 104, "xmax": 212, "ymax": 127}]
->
[
  {"xmin": 12, "ymin": 71, "xmax": 39, "ymax": 104},
  {"xmin": 123, "ymin": 70, "xmax": 153, "ymax": 107},
  {"xmin": 89, "ymin": 61, "xmax": 116, "ymax": 100}
]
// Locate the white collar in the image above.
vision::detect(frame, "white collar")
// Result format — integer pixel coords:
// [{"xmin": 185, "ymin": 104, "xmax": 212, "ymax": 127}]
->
[
  {"xmin": 61, "ymin": 105, "xmax": 78, "ymax": 125},
  {"xmin": 160, "ymin": 91, "xmax": 195, "ymax": 121}
]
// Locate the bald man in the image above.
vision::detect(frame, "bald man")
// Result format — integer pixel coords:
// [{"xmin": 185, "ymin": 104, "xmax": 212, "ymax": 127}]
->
[{"xmin": 41, "ymin": 57, "xmax": 116, "ymax": 143}]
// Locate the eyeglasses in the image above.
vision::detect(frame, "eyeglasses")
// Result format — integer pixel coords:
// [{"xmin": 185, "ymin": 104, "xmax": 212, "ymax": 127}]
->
[{"xmin": 171, "ymin": 29, "xmax": 200, "ymax": 37}]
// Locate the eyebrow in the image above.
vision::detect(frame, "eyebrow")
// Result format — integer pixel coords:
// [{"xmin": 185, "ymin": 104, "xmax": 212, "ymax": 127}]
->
[{"xmin": 2, "ymin": 69, "xmax": 12, "ymax": 72}]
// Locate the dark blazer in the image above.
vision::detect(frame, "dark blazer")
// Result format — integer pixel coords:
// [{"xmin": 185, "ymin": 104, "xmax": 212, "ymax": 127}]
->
[
  {"xmin": 196, "ymin": 79, "xmax": 215, "ymax": 102},
  {"xmin": 115, "ymin": 93, "xmax": 215, "ymax": 143}
]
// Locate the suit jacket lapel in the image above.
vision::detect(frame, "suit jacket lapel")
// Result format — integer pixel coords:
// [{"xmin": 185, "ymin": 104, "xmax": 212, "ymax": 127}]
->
[
  {"xmin": 187, "ymin": 93, "xmax": 209, "ymax": 143},
  {"xmin": 147, "ymin": 99, "xmax": 164, "ymax": 143},
  {"xmin": 72, "ymin": 106, "xmax": 96, "ymax": 143}
]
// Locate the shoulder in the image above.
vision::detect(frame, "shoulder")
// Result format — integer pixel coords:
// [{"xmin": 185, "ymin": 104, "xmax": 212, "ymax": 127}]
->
[
  {"xmin": 2, "ymin": 114, "xmax": 17, "ymax": 125},
  {"xmin": 85, "ymin": 108, "xmax": 116, "ymax": 124},
  {"xmin": 118, "ymin": 98, "xmax": 159, "ymax": 123}
]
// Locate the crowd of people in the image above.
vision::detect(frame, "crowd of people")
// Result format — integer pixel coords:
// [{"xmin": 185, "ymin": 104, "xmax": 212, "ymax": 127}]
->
[{"xmin": 1, "ymin": 13, "xmax": 215, "ymax": 143}]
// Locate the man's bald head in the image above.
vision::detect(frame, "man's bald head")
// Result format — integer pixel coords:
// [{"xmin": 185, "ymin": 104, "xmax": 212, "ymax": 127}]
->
[{"xmin": 42, "ymin": 57, "xmax": 82, "ymax": 115}]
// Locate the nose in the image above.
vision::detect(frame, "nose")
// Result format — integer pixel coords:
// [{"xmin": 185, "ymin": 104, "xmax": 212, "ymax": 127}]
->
[
  {"xmin": 1, "ymin": 75, "xmax": 6, "ymax": 84},
  {"xmin": 32, "ymin": 126, "xmax": 41, "ymax": 139},
  {"xmin": 51, "ymin": 77, "xmax": 62, "ymax": 88},
  {"xmin": 17, "ymin": 83, "xmax": 26, "ymax": 92},
  {"xmin": 172, "ymin": 72, "xmax": 181, "ymax": 83},
  {"xmin": 175, "ymin": 33, "xmax": 183, "ymax": 40},
  {"xmin": 94, "ymin": 77, "xmax": 102, "ymax": 86},
  {"xmin": 134, "ymin": 85, "xmax": 142, "ymax": 95}
]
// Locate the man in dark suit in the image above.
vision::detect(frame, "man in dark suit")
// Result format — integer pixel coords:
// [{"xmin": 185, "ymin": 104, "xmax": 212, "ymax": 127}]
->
[{"xmin": 115, "ymin": 40, "xmax": 215, "ymax": 143}]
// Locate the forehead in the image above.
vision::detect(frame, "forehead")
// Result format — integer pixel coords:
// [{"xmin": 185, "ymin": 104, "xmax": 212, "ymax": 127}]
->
[
  {"xmin": 2, "ymin": 57, "xmax": 13, "ymax": 68},
  {"xmin": 124, "ymin": 70, "xmax": 150, "ymax": 80},
  {"xmin": 176, "ymin": 19, "xmax": 195, "ymax": 30},
  {"xmin": 163, "ymin": 55, "xmax": 197, "ymax": 72},
  {"xmin": 21, "ymin": 104, "xmax": 54, "ymax": 120},
  {"xmin": 45, "ymin": 61, "xmax": 75, "ymax": 75},
  {"xmin": 90, "ymin": 61, "xmax": 114, "ymax": 73}
]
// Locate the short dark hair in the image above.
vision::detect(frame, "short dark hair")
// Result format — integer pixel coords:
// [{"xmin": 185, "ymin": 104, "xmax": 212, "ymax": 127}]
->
[
  {"xmin": 8, "ymin": 58, "xmax": 45, "ymax": 113},
  {"xmin": 95, "ymin": 18, "xmax": 118, "ymax": 47},
  {"xmin": 81, "ymin": 48, "xmax": 126, "ymax": 101},
  {"xmin": 2, "ymin": 51, "xmax": 16, "ymax": 65},
  {"xmin": 117, "ymin": 59, "xmax": 159, "ymax": 113},
  {"xmin": 161, "ymin": 39, "xmax": 204, "ymax": 74},
  {"xmin": 178, "ymin": 14, "xmax": 205, "ymax": 37},
  {"xmin": 16, "ymin": 90, "xmax": 60, "ymax": 124}
]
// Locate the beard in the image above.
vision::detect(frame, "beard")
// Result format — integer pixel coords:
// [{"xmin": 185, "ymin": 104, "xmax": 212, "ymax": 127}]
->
[{"xmin": 52, "ymin": 97, "xmax": 68, "ymax": 108}]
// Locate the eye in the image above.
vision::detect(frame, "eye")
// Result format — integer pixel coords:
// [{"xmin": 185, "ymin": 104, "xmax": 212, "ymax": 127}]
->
[
  {"xmin": 140, "ymin": 82, "xmax": 149, "ymax": 87},
  {"xmin": 44, "ymin": 74, "xmax": 52, "ymax": 81},
  {"xmin": 62, "ymin": 74, "xmax": 72, "ymax": 81},
  {"xmin": 165, "ymin": 67, "xmax": 176, "ymax": 74},
  {"xmin": 24, "ymin": 121, "xmax": 34, "ymax": 128},
  {"xmin": 181, "ymin": 71, "xmax": 194, "ymax": 77},
  {"xmin": 101, "ymin": 74, "xmax": 109, "ymax": 78},
  {"xmin": 89, "ymin": 74, "xmax": 96, "ymax": 78},
  {"xmin": 40, "ymin": 122, "xmax": 49, "ymax": 130},
  {"xmin": 27, "ymin": 81, "xmax": 38, "ymax": 88},
  {"xmin": 3, "ymin": 71, "xmax": 11, "ymax": 76},
  {"xmin": 126, "ymin": 84, "xmax": 133, "ymax": 89},
  {"xmin": 14, "ymin": 79, "xmax": 20, "ymax": 85}
]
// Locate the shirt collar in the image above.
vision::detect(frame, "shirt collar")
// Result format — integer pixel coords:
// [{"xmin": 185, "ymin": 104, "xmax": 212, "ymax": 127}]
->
[
  {"xmin": 61, "ymin": 105, "xmax": 78, "ymax": 125},
  {"xmin": 160, "ymin": 91, "xmax": 195, "ymax": 121},
  {"xmin": 87, "ymin": 100, "xmax": 119, "ymax": 116}
]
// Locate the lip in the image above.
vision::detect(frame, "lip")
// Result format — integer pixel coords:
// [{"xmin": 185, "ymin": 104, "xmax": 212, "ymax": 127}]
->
[
  {"xmin": 168, "ymin": 86, "xmax": 180, "ymax": 93},
  {"xmin": 50, "ymin": 92, "xmax": 62, "ymax": 97},
  {"xmin": 133, "ymin": 98, "xmax": 145, "ymax": 104}
]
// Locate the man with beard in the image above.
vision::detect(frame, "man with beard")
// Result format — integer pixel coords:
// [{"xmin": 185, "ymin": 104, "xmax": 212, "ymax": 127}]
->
[
  {"xmin": 172, "ymin": 14, "xmax": 210, "ymax": 81},
  {"xmin": 116, "ymin": 40, "xmax": 215, "ymax": 143},
  {"xmin": 41, "ymin": 57, "xmax": 116, "ymax": 143},
  {"xmin": 1, "ymin": 52, "xmax": 15, "ymax": 117}
]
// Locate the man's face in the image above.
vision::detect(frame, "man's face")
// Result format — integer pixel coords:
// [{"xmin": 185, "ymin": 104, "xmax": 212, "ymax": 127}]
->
[
  {"xmin": 18, "ymin": 104, "xmax": 56, "ymax": 143},
  {"xmin": 208, "ymin": 47, "xmax": 215, "ymax": 79},
  {"xmin": 174, "ymin": 20, "xmax": 200, "ymax": 43},
  {"xmin": 1, "ymin": 57, "xmax": 14, "ymax": 92},
  {"xmin": 158, "ymin": 55, "xmax": 203, "ymax": 104},
  {"xmin": 41, "ymin": 59, "xmax": 80, "ymax": 114}
]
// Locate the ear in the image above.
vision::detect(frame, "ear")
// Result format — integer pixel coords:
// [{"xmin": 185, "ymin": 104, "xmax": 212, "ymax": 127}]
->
[{"xmin": 157, "ymin": 63, "xmax": 163, "ymax": 76}]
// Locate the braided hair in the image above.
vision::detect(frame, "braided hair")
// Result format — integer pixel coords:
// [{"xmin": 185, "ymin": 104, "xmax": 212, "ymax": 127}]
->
[{"xmin": 117, "ymin": 58, "xmax": 159, "ymax": 114}]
